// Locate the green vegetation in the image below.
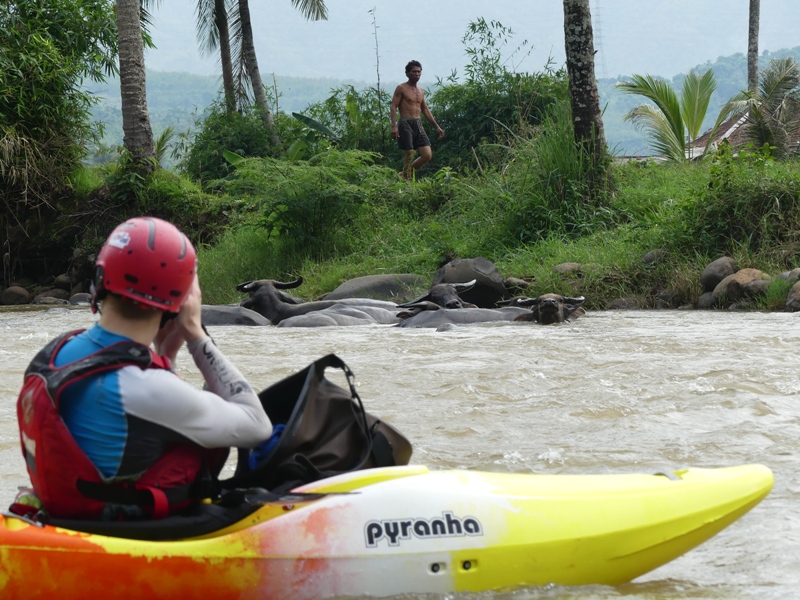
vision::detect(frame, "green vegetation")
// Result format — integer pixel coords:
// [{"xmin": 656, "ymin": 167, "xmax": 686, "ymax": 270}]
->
[
  {"xmin": 3, "ymin": 8, "xmax": 800, "ymax": 313},
  {"xmin": 82, "ymin": 48, "xmax": 800, "ymax": 160},
  {"xmin": 190, "ymin": 142, "xmax": 800, "ymax": 309},
  {"xmin": 618, "ymin": 69, "xmax": 722, "ymax": 162},
  {"xmin": 1, "ymin": 0, "xmax": 118, "ymax": 283},
  {"xmin": 0, "ymin": 1, "xmax": 116, "ymax": 202},
  {"xmin": 720, "ymin": 56, "xmax": 800, "ymax": 158}
]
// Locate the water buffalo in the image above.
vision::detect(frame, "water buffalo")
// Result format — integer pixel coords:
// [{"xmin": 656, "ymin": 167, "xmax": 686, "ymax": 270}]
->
[
  {"xmin": 396, "ymin": 306, "xmax": 531, "ymax": 329},
  {"xmin": 237, "ymin": 278, "xmax": 401, "ymax": 326},
  {"xmin": 500, "ymin": 294, "xmax": 586, "ymax": 324},
  {"xmin": 277, "ymin": 304, "xmax": 400, "ymax": 327},
  {"xmin": 397, "ymin": 280, "xmax": 478, "ymax": 311},
  {"xmin": 201, "ymin": 304, "xmax": 270, "ymax": 326}
]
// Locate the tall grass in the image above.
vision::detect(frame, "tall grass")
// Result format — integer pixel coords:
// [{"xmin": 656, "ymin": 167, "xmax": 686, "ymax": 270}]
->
[
  {"xmin": 197, "ymin": 227, "xmax": 280, "ymax": 304},
  {"xmin": 499, "ymin": 103, "xmax": 612, "ymax": 244}
]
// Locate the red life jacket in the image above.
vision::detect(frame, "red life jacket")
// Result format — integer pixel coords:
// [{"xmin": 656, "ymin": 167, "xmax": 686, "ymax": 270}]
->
[{"xmin": 17, "ymin": 330, "xmax": 216, "ymax": 520}]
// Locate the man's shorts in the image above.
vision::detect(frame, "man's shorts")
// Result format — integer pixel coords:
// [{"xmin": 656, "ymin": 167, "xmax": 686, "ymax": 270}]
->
[{"xmin": 397, "ymin": 118, "xmax": 431, "ymax": 151}]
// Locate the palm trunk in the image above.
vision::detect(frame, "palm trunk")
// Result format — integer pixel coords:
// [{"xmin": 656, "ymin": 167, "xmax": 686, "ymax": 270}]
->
[
  {"xmin": 563, "ymin": 0, "xmax": 606, "ymax": 190},
  {"xmin": 748, "ymin": 0, "xmax": 760, "ymax": 93},
  {"xmin": 237, "ymin": 0, "xmax": 279, "ymax": 145},
  {"xmin": 116, "ymin": 0, "xmax": 156, "ymax": 169},
  {"xmin": 215, "ymin": 0, "xmax": 237, "ymax": 113}
]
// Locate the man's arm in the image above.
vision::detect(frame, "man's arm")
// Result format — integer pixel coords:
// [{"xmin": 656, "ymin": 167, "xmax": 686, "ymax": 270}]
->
[
  {"xmin": 421, "ymin": 99, "xmax": 444, "ymax": 140},
  {"xmin": 390, "ymin": 85, "xmax": 403, "ymax": 139}
]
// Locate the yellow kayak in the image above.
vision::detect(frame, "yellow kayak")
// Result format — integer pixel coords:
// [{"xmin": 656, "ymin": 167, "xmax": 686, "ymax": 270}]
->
[{"xmin": 0, "ymin": 463, "xmax": 773, "ymax": 599}]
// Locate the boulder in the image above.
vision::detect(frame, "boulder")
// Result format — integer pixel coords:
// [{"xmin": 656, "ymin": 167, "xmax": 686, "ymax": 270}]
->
[
  {"xmin": 777, "ymin": 268, "xmax": 800, "ymax": 283},
  {"xmin": 34, "ymin": 288, "xmax": 70, "ymax": 302},
  {"xmin": 1, "ymin": 286, "xmax": 32, "ymax": 305},
  {"xmin": 32, "ymin": 296, "xmax": 69, "ymax": 306},
  {"xmin": 642, "ymin": 248, "xmax": 668, "ymax": 265},
  {"xmin": 54, "ymin": 274, "xmax": 73, "ymax": 291},
  {"xmin": 787, "ymin": 281, "xmax": 800, "ymax": 312},
  {"xmin": 654, "ymin": 291, "xmax": 680, "ymax": 308},
  {"xmin": 711, "ymin": 268, "xmax": 771, "ymax": 305},
  {"xmin": 69, "ymin": 293, "xmax": 92, "ymax": 305},
  {"xmin": 742, "ymin": 279, "xmax": 771, "ymax": 298},
  {"xmin": 503, "ymin": 277, "xmax": 531, "ymax": 297},
  {"xmin": 700, "ymin": 257, "xmax": 738, "ymax": 293},
  {"xmin": 608, "ymin": 297, "xmax": 639, "ymax": 310},
  {"xmin": 696, "ymin": 292, "xmax": 715, "ymax": 309},
  {"xmin": 552, "ymin": 262, "xmax": 583, "ymax": 277}
]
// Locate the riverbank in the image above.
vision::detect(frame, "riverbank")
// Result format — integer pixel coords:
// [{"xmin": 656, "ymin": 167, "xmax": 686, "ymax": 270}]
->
[
  {"xmin": 191, "ymin": 153, "xmax": 800, "ymax": 312},
  {"xmin": 3, "ymin": 151, "xmax": 799, "ymax": 313}
]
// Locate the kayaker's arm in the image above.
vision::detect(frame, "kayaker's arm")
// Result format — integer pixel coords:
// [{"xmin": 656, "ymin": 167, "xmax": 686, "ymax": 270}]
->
[{"xmin": 118, "ymin": 338, "xmax": 272, "ymax": 449}]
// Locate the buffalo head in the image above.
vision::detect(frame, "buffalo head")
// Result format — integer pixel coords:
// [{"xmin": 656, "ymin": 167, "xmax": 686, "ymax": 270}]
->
[
  {"xmin": 501, "ymin": 293, "xmax": 586, "ymax": 324},
  {"xmin": 397, "ymin": 280, "xmax": 478, "ymax": 311}
]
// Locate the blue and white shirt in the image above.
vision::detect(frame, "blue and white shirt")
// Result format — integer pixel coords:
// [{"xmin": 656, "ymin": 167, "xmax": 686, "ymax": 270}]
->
[{"xmin": 56, "ymin": 323, "xmax": 271, "ymax": 480}]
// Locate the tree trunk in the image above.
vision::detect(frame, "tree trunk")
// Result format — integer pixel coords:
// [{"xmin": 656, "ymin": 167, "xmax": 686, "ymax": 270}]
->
[
  {"xmin": 237, "ymin": 0, "xmax": 279, "ymax": 145},
  {"xmin": 563, "ymin": 0, "xmax": 606, "ymax": 166},
  {"xmin": 216, "ymin": 0, "xmax": 237, "ymax": 113},
  {"xmin": 748, "ymin": 0, "xmax": 760, "ymax": 93},
  {"xmin": 116, "ymin": 0, "xmax": 156, "ymax": 168}
]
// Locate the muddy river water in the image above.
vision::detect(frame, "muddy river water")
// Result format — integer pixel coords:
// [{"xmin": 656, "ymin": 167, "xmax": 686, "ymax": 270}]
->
[{"xmin": 0, "ymin": 306, "xmax": 798, "ymax": 599}]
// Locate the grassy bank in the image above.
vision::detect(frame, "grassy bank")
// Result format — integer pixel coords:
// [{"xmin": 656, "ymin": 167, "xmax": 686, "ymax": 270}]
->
[{"xmin": 190, "ymin": 148, "xmax": 800, "ymax": 310}]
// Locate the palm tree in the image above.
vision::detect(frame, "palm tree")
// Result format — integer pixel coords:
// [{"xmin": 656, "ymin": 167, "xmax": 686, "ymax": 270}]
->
[
  {"xmin": 617, "ymin": 69, "xmax": 722, "ymax": 162},
  {"xmin": 116, "ymin": 0, "xmax": 156, "ymax": 168},
  {"xmin": 236, "ymin": 0, "xmax": 276, "ymax": 143},
  {"xmin": 196, "ymin": 0, "xmax": 328, "ymax": 140},
  {"xmin": 748, "ymin": 0, "xmax": 760, "ymax": 93},
  {"xmin": 722, "ymin": 57, "xmax": 800, "ymax": 158},
  {"xmin": 562, "ymin": 0, "xmax": 606, "ymax": 180},
  {"xmin": 197, "ymin": 0, "xmax": 237, "ymax": 113}
]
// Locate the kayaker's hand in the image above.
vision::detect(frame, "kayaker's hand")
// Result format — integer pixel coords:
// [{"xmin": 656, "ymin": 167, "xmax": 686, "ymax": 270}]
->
[
  {"xmin": 175, "ymin": 275, "xmax": 206, "ymax": 344},
  {"xmin": 154, "ymin": 317, "xmax": 184, "ymax": 363}
]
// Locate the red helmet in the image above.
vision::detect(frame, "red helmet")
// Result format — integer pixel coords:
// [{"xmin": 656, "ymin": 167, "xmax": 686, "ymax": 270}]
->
[{"xmin": 93, "ymin": 217, "xmax": 197, "ymax": 312}]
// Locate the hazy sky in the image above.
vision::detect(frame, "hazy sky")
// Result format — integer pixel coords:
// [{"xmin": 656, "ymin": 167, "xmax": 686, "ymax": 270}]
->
[{"xmin": 148, "ymin": 1, "xmax": 799, "ymax": 83}]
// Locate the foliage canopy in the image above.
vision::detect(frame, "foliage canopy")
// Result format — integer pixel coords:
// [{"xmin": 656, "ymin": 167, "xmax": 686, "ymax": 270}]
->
[{"xmin": 0, "ymin": 0, "xmax": 118, "ymax": 206}]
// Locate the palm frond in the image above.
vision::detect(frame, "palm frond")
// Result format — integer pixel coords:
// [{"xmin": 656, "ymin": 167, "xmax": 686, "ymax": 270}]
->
[
  {"xmin": 618, "ymin": 74, "xmax": 685, "ymax": 159},
  {"xmin": 718, "ymin": 57, "xmax": 800, "ymax": 156},
  {"xmin": 140, "ymin": 0, "xmax": 160, "ymax": 29},
  {"xmin": 680, "ymin": 69, "xmax": 716, "ymax": 142},
  {"xmin": 290, "ymin": 0, "xmax": 328, "ymax": 21},
  {"xmin": 139, "ymin": 0, "xmax": 161, "ymax": 47},
  {"xmin": 227, "ymin": 2, "xmax": 251, "ymax": 108},
  {"xmin": 758, "ymin": 57, "xmax": 800, "ymax": 116},
  {"xmin": 623, "ymin": 104, "xmax": 685, "ymax": 162},
  {"xmin": 195, "ymin": 0, "xmax": 220, "ymax": 55}
]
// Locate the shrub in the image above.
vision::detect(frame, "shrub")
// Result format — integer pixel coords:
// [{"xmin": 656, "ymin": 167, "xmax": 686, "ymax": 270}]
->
[
  {"xmin": 1, "ymin": 1, "xmax": 115, "ymax": 207},
  {"xmin": 427, "ymin": 19, "xmax": 569, "ymax": 172},
  {"xmin": 302, "ymin": 85, "xmax": 394, "ymax": 158},
  {"xmin": 500, "ymin": 102, "xmax": 613, "ymax": 244},
  {"xmin": 177, "ymin": 103, "xmax": 274, "ymax": 184},
  {"xmin": 218, "ymin": 149, "xmax": 393, "ymax": 259},
  {"xmin": 672, "ymin": 144, "xmax": 800, "ymax": 255}
]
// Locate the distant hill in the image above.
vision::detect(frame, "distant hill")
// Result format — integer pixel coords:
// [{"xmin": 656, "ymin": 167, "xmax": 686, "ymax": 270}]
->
[
  {"xmin": 87, "ymin": 47, "xmax": 800, "ymax": 159},
  {"xmin": 86, "ymin": 72, "xmax": 369, "ymax": 153}
]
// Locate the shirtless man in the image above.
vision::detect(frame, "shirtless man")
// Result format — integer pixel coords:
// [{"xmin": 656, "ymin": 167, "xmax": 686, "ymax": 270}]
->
[{"xmin": 390, "ymin": 60, "xmax": 444, "ymax": 180}]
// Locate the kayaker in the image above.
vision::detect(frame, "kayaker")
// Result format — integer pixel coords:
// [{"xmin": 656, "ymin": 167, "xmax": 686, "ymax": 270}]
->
[{"xmin": 15, "ymin": 217, "xmax": 272, "ymax": 520}]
